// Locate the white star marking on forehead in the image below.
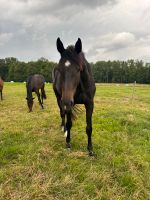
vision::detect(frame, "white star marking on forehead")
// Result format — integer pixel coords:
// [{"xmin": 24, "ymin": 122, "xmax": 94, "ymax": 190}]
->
[{"xmin": 64, "ymin": 60, "xmax": 71, "ymax": 67}]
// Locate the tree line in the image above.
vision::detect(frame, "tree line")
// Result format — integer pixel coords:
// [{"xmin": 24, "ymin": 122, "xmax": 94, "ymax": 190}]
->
[{"xmin": 0, "ymin": 57, "xmax": 150, "ymax": 83}]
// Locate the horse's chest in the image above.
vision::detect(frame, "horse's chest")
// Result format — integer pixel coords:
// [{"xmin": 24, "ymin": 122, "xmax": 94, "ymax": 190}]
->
[{"xmin": 74, "ymin": 88, "xmax": 87, "ymax": 104}]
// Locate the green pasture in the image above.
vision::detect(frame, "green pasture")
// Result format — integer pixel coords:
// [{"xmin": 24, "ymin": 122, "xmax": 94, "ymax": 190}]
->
[{"xmin": 0, "ymin": 83, "xmax": 150, "ymax": 200}]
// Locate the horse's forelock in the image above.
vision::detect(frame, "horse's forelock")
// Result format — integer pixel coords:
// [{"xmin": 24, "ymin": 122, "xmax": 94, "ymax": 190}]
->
[{"xmin": 60, "ymin": 45, "xmax": 85, "ymax": 71}]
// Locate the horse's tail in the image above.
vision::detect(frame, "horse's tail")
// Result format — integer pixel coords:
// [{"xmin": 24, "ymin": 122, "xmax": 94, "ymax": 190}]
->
[
  {"xmin": 71, "ymin": 105, "xmax": 84, "ymax": 120},
  {"xmin": 41, "ymin": 88, "xmax": 47, "ymax": 99}
]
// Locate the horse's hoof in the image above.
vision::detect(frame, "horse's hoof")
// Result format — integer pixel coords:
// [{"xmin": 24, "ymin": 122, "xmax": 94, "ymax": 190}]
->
[
  {"xmin": 89, "ymin": 151, "xmax": 97, "ymax": 157},
  {"xmin": 66, "ymin": 143, "xmax": 71, "ymax": 149}
]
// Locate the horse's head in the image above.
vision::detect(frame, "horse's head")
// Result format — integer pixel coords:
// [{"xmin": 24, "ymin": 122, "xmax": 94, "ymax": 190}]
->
[
  {"xmin": 26, "ymin": 97, "xmax": 35, "ymax": 112},
  {"xmin": 56, "ymin": 38, "xmax": 83, "ymax": 112}
]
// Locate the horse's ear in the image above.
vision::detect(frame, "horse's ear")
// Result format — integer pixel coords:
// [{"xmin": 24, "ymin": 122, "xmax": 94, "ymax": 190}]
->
[
  {"xmin": 57, "ymin": 38, "xmax": 65, "ymax": 54},
  {"xmin": 75, "ymin": 38, "xmax": 82, "ymax": 54}
]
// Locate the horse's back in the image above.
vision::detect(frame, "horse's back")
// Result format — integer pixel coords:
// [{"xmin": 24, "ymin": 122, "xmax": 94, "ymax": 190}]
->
[
  {"xmin": 27, "ymin": 74, "xmax": 45, "ymax": 90},
  {"xmin": 32, "ymin": 74, "xmax": 45, "ymax": 86}
]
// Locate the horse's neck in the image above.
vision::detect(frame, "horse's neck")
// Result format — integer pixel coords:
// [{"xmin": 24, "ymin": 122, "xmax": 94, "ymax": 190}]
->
[
  {"xmin": 80, "ymin": 62, "xmax": 93, "ymax": 87},
  {"xmin": 77, "ymin": 62, "xmax": 95, "ymax": 99}
]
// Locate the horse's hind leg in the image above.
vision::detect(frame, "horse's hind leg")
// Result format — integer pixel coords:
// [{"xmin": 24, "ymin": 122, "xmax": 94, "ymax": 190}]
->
[
  {"xmin": 85, "ymin": 102, "xmax": 94, "ymax": 156},
  {"xmin": 65, "ymin": 112, "xmax": 72, "ymax": 148},
  {"xmin": 36, "ymin": 90, "xmax": 44, "ymax": 109},
  {"xmin": 41, "ymin": 87, "xmax": 46, "ymax": 104},
  {"xmin": 41, "ymin": 89, "xmax": 43, "ymax": 105}
]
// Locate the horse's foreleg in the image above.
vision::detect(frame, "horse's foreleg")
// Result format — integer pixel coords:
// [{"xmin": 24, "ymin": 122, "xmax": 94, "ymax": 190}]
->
[
  {"xmin": 65, "ymin": 112, "xmax": 72, "ymax": 148},
  {"xmin": 36, "ymin": 91, "xmax": 44, "ymax": 109},
  {"xmin": 56, "ymin": 96, "xmax": 65, "ymax": 131},
  {"xmin": 60, "ymin": 109, "xmax": 66, "ymax": 132},
  {"xmin": 85, "ymin": 102, "xmax": 94, "ymax": 156}
]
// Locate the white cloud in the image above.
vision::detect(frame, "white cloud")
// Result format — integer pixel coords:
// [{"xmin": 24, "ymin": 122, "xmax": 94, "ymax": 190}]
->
[
  {"xmin": 0, "ymin": 0, "xmax": 150, "ymax": 62},
  {"xmin": 111, "ymin": 32, "xmax": 135, "ymax": 49},
  {"xmin": 0, "ymin": 33, "xmax": 13, "ymax": 46}
]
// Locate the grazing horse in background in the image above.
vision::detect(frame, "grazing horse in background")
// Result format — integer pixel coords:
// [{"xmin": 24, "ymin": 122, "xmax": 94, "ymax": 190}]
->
[
  {"xmin": 53, "ymin": 38, "xmax": 96, "ymax": 156},
  {"xmin": 26, "ymin": 74, "xmax": 46, "ymax": 112},
  {"xmin": 0, "ymin": 77, "xmax": 4, "ymax": 100}
]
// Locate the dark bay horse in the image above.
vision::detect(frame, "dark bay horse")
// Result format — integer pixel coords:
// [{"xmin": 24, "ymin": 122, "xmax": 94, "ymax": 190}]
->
[
  {"xmin": 0, "ymin": 77, "xmax": 4, "ymax": 100},
  {"xmin": 26, "ymin": 74, "xmax": 46, "ymax": 112},
  {"xmin": 53, "ymin": 38, "xmax": 96, "ymax": 156}
]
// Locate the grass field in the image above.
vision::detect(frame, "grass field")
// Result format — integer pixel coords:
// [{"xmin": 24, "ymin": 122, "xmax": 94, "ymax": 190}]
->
[{"xmin": 0, "ymin": 83, "xmax": 150, "ymax": 200}]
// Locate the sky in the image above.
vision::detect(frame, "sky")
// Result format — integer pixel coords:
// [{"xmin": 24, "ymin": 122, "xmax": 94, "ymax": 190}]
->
[{"xmin": 0, "ymin": 0, "xmax": 150, "ymax": 62}]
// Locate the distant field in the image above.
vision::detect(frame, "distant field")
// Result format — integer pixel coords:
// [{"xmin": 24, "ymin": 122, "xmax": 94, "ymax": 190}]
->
[{"xmin": 0, "ymin": 83, "xmax": 150, "ymax": 200}]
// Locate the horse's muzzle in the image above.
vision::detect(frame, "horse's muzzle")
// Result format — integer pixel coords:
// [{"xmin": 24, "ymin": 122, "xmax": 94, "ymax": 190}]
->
[{"xmin": 62, "ymin": 100, "xmax": 74, "ymax": 112}]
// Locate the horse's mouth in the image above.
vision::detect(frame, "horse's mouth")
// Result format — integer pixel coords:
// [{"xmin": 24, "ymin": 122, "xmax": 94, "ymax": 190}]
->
[
  {"xmin": 64, "ymin": 105, "xmax": 73, "ymax": 113},
  {"xmin": 63, "ymin": 102, "xmax": 75, "ymax": 113},
  {"xmin": 62, "ymin": 99, "xmax": 74, "ymax": 113}
]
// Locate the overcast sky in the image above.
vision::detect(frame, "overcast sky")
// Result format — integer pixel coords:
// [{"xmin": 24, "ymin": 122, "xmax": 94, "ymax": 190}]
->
[{"xmin": 0, "ymin": 0, "xmax": 150, "ymax": 62}]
